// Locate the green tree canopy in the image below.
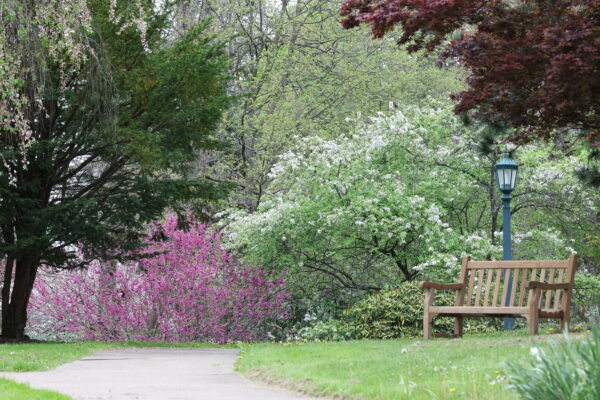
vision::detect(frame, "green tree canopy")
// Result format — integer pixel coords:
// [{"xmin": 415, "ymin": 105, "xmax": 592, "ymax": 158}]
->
[{"xmin": 0, "ymin": 0, "xmax": 230, "ymax": 340}]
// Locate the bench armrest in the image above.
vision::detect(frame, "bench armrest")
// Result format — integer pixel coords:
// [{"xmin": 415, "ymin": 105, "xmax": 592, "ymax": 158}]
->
[
  {"xmin": 525, "ymin": 281, "xmax": 570, "ymax": 290},
  {"xmin": 419, "ymin": 281, "xmax": 464, "ymax": 291}
]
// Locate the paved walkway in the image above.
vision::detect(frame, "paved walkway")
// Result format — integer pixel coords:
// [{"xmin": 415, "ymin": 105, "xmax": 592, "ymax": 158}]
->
[{"xmin": 0, "ymin": 347, "xmax": 318, "ymax": 400}]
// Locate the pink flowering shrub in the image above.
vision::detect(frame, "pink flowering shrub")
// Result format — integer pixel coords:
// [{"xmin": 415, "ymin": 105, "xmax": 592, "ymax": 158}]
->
[{"xmin": 29, "ymin": 216, "xmax": 289, "ymax": 343}]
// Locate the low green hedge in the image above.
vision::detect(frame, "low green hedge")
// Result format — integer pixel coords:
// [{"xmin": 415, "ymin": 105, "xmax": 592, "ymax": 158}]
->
[{"xmin": 342, "ymin": 282, "xmax": 499, "ymax": 339}]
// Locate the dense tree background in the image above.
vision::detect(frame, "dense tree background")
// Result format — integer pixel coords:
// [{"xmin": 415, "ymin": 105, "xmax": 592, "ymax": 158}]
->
[
  {"xmin": 340, "ymin": 0, "xmax": 600, "ymax": 185},
  {"xmin": 1, "ymin": 0, "xmax": 598, "ymax": 339},
  {"xmin": 172, "ymin": 0, "xmax": 465, "ymax": 211},
  {"xmin": 0, "ymin": 0, "xmax": 230, "ymax": 340}
]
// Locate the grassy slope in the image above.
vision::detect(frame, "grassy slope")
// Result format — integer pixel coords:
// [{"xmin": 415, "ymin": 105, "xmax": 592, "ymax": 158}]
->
[
  {"xmin": 236, "ymin": 332, "xmax": 573, "ymax": 400},
  {"xmin": 0, "ymin": 342, "xmax": 111, "ymax": 372}
]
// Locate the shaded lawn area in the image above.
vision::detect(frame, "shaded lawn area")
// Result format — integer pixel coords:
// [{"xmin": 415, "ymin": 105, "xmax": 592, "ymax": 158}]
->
[{"xmin": 236, "ymin": 331, "xmax": 575, "ymax": 400}]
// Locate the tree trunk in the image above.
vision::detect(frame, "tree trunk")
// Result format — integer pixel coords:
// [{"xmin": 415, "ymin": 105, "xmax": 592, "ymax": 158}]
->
[
  {"xmin": 1, "ymin": 256, "xmax": 38, "ymax": 340},
  {"xmin": 1, "ymin": 255, "xmax": 14, "ymax": 332}
]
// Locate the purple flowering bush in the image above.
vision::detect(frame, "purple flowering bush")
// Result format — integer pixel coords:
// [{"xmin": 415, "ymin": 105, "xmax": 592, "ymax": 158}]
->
[{"xmin": 29, "ymin": 216, "xmax": 289, "ymax": 343}]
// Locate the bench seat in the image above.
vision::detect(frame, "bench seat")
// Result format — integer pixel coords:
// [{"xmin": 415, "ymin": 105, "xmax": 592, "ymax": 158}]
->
[{"xmin": 419, "ymin": 254, "xmax": 576, "ymax": 339}]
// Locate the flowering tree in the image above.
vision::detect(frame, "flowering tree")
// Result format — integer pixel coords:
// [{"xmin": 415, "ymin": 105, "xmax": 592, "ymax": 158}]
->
[
  {"xmin": 222, "ymin": 103, "xmax": 599, "ymax": 307},
  {"xmin": 222, "ymin": 106, "xmax": 495, "ymax": 303},
  {"xmin": 0, "ymin": 1, "xmax": 230, "ymax": 339},
  {"xmin": 28, "ymin": 216, "xmax": 288, "ymax": 343}
]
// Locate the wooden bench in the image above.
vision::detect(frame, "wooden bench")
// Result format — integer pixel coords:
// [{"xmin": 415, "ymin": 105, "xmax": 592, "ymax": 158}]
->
[{"xmin": 418, "ymin": 254, "xmax": 577, "ymax": 339}]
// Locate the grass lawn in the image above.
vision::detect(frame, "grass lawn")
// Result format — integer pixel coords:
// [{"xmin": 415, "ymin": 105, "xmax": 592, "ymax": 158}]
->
[
  {"xmin": 0, "ymin": 378, "xmax": 71, "ymax": 400},
  {"xmin": 236, "ymin": 331, "xmax": 577, "ymax": 400}
]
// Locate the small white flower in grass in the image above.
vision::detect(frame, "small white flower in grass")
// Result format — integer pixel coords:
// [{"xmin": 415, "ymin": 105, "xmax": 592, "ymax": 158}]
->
[
  {"xmin": 530, "ymin": 347, "xmax": 543, "ymax": 361},
  {"xmin": 401, "ymin": 348, "xmax": 409, "ymax": 354}
]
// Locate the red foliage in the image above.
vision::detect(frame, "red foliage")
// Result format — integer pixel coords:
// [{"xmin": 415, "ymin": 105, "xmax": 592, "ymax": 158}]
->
[{"xmin": 340, "ymin": 0, "xmax": 600, "ymax": 145}]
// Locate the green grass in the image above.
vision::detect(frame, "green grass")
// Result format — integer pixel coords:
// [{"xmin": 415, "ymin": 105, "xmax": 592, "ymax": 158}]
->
[
  {"xmin": 0, "ymin": 378, "xmax": 71, "ymax": 400},
  {"xmin": 0, "ymin": 342, "xmax": 111, "ymax": 372},
  {"xmin": 0, "ymin": 340, "xmax": 233, "ymax": 372},
  {"xmin": 236, "ymin": 331, "xmax": 579, "ymax": 400}
]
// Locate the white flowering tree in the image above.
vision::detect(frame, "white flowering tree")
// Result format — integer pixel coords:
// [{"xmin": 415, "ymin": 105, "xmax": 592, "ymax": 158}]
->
[
  {"xmin": 223, "ymin": 103, "xmax": 599, "ymax": 304},
  {"xmin": 223, "ymin": 107, "xmax": 495, "ymax": 301}
]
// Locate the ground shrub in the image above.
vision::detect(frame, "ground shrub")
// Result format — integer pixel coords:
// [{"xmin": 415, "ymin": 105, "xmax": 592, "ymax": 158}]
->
[
  {"xmin": 28, "ymin": 216, "xmax": 289, "ymax": 343},
  {"xmin": 572, "ymin": 273, "xmax": 600, "ymax": 326},
  {"xmin": 341, "ymin": 282, "xmax": 498, "ymax": 338},
  {"xmin": 507, "ymin": 327, "xmax": 600, "ymax": 400},
  {"xmin": 290, "ymin": 320, "xmax": 352, "ymax": 342}
]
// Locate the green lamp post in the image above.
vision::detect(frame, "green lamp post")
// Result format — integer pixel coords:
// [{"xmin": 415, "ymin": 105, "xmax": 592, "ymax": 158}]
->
[{"xmin": 495, "ymin": 152, "xmax": 518, "ymax": 330}]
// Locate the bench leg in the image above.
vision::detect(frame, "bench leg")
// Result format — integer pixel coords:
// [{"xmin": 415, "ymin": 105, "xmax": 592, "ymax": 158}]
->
[
  {"xmin": 423, "ymin": 288, "xmax": 435, "ymax": 340},
  {"xmin": 424, "ymin": 314, "xmax": 433, "ymax": 340},
  {"xmin": 560, "ymin": 312, "xmax": 569, "ymax": 333},
  {"xmin": 528, "ymin": 288, "xmax": 540, "ymax": 335},
  {"xmin": 454, "ymin": 317, "xmax": 463, "ymax": 338},
  {"xmin": 528, "ymin": 312, "xmax": 539, "ymax": 335}
]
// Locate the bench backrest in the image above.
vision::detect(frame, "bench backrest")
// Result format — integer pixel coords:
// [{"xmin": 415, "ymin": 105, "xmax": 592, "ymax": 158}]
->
[{"xmin": 456, "ymin": 254, "xmax": 577, "ymax": 310}]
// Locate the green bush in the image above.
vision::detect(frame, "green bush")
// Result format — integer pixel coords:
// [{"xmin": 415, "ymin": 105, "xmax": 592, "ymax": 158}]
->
[
  {"xmin": 341, "ymin": 282, "xmax": 497, "ymax": 339},
  {"xmin": 572, "ymin": 273, "xmax": 600, "ymax": 325},
  {"xmin": 507, "ymin": 327, "xmax": 600, "ymax": 400}
]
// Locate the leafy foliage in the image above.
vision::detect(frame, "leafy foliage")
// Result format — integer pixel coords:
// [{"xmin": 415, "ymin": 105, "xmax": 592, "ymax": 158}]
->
[
  {"xmin": 573, "ymin": 273, "xmax": 600, "ymax": 325},
  {"xmin": 341, "ymin": 283, "xmax": 497, "ymax": 339},
  {"xmin": 340, "ymin": 0, "xmax": 600, "ymax": 183},
  {"xmin": 222, "ymin": 107, "xmax": 496, "ymax": 304},
  {"xmin": 28, "ymin": 216, "xmax": 289, "ymax": 343},
  {"xmin": 507, "ymin": 327, "xmax": 600, "ymax": 400},
  {"xmin": 0, "ymin": 0, "xmax": 230, "ymax": 339},
  {"xmin": 222, "ymin": 103, "xmax": 598, "ymax": 311},
  {"xmin": 179, "ymin": 0, "xmax": 465, "ymax": 211},
  {"xmin": 342, "ymin": 283, "xmax": 453, "ymax": 339}
]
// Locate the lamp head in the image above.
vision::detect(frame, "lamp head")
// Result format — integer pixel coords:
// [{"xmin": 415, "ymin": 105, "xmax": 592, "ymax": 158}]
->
[{"xmin": 495, "ymin": 152, "xmax": 518, "ymax": 194}]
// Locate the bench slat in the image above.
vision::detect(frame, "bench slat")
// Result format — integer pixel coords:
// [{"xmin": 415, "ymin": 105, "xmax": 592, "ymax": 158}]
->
[
  {"xmin": 509, "ymin": 269, "xmax": 519, "ymax": 307},
  {"xmin": 539, "ymin": 260, "xmax": 571, "ymax": 270},
  {"xmin": 518, "ymin": 268, "xmax": 530, "ymax": 307},
  {"xmin": 429, "ymin": 306, "xmax": 528, "ymax": 315},
  {"xmin": 466, "ymin": 268, "xmax": 476, "ymax": 306},
  {"xmin": 545, "ymin": 269, "xmax": 556, "ymax": 310},
  {"xmin": 501, "ymin": 269, "xmax": 510, "ymax": 306},
  {"xmin": 553, "ymin": 269, "xmax": 565, "ymax": 309},
  {"xmin": 467, "ymin": 260, "xmax": 570, "ymax": 269},
  {"xmin": 492, "ymin": 268, "xmax": 502, "ymax": 307},
  {"xmin": 483, "ymin": 268, "xmax": 493, "ymax": 306},
  {"xmin": 475, "ymin": 269, "xmax": 485, "ymax": 306},
  {"xmin": 538, "ymin": 269, "xmax": 547, "ymax": 308}
]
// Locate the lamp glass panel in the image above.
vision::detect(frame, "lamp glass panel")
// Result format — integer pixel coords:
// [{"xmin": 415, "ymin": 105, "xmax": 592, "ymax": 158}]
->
[
  {"xmin": 510, "ymin": 169, "xmax": 517, "ymax": 189},
  {"xmin": 496, "ymin": 168, "xmax": 504, "ymax": 186},
  {"xmin": 503, "ymin": 169, "xmax": 512, "ymax": 188}
]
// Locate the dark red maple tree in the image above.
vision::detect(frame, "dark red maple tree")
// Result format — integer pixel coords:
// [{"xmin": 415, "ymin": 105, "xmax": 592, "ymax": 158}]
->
[{"xmin": 340, "ymin": 0, "xmax": 600, "ymax": 156}]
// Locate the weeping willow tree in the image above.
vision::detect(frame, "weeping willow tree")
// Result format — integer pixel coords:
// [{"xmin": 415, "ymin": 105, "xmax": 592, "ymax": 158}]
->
[{"xmin": 0, "ymin": 0, "xmax": 230, "ymax": 340}]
